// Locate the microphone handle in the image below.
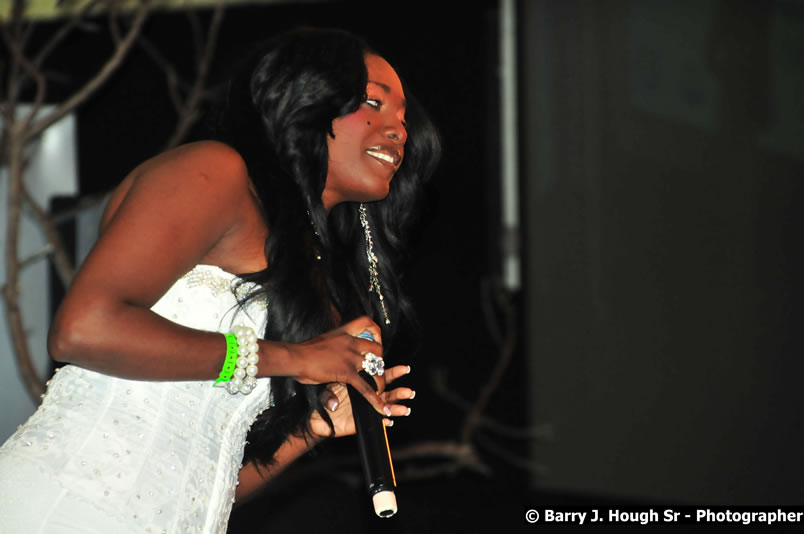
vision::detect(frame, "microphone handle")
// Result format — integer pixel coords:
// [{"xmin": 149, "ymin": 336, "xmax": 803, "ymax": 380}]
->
[{"xmin": 347, "ymin": 332, "xmax": 397, "ymax": 517}]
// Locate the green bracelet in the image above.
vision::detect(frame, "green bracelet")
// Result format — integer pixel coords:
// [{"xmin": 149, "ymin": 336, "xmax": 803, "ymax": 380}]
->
[{"xmin": 215, "ymin": 333, "xmax": 239, "ymax": 385}]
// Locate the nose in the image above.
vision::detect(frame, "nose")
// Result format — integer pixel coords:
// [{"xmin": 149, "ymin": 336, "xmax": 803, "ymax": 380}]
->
[{"xmin": 384, "ymin": 118, "xmax": 407, "ymax": 144}]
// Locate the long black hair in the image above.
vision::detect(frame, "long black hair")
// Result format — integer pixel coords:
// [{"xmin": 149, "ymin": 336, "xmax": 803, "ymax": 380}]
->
[{"xmin": 214, "ymin": 27, "xmax": 441, "ymax": 465}]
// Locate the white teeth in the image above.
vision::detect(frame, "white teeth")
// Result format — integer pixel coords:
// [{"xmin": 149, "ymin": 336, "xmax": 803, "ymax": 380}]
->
[{"xmin": 366, "ymin": 150, "xmax": 395, "ymax": 164}]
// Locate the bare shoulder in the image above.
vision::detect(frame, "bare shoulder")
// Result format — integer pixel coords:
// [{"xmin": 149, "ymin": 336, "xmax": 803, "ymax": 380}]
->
[
  {"xmin": 81, "ymin": 140, "xmax": 263, "ymax": 306},
  {"xmin": 102, "ymin": 141, "xmax": 251, "ymax": 230},
  {"xmin": 173, "ymin": 140, "xmax": 247, "ymax": 169},
  {"xmin": 138, "ymin": 140, "xmax": 249, "ymax": 187}
]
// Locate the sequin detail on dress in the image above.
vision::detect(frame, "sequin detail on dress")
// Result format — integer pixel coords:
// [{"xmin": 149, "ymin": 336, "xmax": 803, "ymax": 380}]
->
[{"xmin": 182, "ymin": 265, "xmax": 267, "ymax": 305}]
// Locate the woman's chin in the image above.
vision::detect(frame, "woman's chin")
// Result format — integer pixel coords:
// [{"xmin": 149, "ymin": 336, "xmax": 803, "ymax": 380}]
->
[
  {"xmin": 357, "ymin": 178, "xmax": 392, "ymax": 202},
  {"xmin": 368, "ymin": 184, "xmax": 392, "ymax": 202},
  {"xmin": 322, "ymin": 174, "xmax": 393, "ymax": 207}
]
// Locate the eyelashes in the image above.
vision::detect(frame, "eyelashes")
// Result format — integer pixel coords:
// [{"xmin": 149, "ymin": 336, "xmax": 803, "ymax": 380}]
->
[{"xmin": 364, "ymin": 98, "xmax": 407, "ymax": 129}]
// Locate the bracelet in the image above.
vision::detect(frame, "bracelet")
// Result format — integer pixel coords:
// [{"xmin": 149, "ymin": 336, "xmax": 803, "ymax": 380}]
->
[
  {"xmin": 215, "ymin": 333, "xmax": 239, "ymax": 385},
  {"xmin": 216, "ymin": 325, "xmax": 260, "ymax": 395}
]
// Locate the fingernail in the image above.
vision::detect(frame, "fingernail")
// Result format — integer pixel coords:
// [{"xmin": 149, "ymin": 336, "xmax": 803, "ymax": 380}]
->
[
  {"xmin": 386, "ymin": 419, "xmax": 394, "ymax": 427},
  {"xmin": 328, "ymin": 400, "xmax": 339, "ymax": 411},
  {"xmin": 405, "ymin": 407, "xmax": 412, "ymax": 416},
  {"xmin": 384, "ymin": 406, "xmax": 392, "ymax": 417},
  {"xmin": 410, "ymin": 390, "xmax": 416, "ymax": 399},
  {"xmin": 406, "ymin": 365, "xmax": 411, "ymax": 374}
]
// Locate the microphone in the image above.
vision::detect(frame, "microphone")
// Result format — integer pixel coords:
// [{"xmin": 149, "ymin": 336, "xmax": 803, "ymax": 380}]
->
[{"xmin": 346, "ymin": 330, "xmax": 398, "ymax": 518}]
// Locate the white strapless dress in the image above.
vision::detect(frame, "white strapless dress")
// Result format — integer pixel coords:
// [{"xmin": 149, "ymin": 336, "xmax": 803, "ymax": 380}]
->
[{"xmin": 0, "ymin": 265, "xmax": 271, "ymax": 534}]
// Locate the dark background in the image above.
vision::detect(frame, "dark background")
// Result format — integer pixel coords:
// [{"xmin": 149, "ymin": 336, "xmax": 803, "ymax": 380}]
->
[
  {"xmin": 521, "ymin": 0, "xmax": 804, "ymax": 515},
  {"xmin": 22, "ymin": 0, "xmax": 804, "ymax": 532}
]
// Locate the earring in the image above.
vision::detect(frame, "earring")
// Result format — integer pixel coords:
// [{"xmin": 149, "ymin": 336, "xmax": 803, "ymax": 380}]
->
[
  {"xmin": 306, "ymin": 210, "xmax": 322, "ymax": 260},
  {"xmin": 359, "ymin": 203, "xmax": 390, "ymax": 325}
]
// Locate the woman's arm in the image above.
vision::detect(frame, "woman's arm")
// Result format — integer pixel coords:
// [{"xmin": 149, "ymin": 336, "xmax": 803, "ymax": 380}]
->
[
  {"xmin": 48, "ymin": 141, "xmax": 391, "ymax": 413},
  {"xmin": 48, "ymin": 141, "xmax": 266, "ymax": 379}
]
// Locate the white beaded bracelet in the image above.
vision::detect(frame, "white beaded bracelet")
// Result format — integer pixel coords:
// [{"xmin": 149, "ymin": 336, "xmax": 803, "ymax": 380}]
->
[{"xmin": 224, "ymin": 325, "xmax": 260, "ymax": 395}]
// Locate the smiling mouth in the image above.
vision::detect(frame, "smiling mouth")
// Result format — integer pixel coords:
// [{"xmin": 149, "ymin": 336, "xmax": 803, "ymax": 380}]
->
[
  {"xmin": 365, "ymin": 146, "xmax": 402, "ymax": 167},
  {"xmin": 366, "ymin": 151, "xmax": 395, "ymax": 164}
]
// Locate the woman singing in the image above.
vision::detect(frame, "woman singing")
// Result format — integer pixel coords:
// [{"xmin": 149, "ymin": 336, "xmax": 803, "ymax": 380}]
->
[{"xmin": 0, "ymin": 27, "xmax": 441, "ymax": 533}]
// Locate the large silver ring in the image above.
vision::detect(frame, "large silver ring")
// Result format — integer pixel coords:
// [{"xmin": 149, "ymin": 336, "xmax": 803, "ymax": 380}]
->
[{"xmin": 361, "ymin": 352, "xmax": 385, "ymax": 377}]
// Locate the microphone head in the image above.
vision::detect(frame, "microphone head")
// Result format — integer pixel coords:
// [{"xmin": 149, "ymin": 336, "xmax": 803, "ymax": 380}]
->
[{"xmin": 372, "ymin": 490, "xmax": 398, "ymax": 518}]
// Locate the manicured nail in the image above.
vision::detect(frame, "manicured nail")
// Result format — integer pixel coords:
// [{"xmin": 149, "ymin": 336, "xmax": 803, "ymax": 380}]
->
[
  {"xmin": 386, "ymin": 419, "xmax": 394, "ymax": 427},
  {"xmin": 405, "ymin": 407, "xmax": 412, "ymax": 416},
  {"xmin": 327, "ymin": 399, "xmax": 339, "ymax": 411},
  {"xmin": 407, "ymin": 365, "xmax": 411, "ymax": 374},
  {"xmin": 410, "ymin": 390, "xmax": 416, "ymax": 399},
  {"xmin": 384, "ymin": 406, "xmax": 392, "ymax": 416}
]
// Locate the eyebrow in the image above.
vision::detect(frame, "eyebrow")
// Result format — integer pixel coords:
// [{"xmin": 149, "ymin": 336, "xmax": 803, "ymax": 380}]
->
[{"xmin": 368, "ymin": 80, "xmax": 407, "ymax": 108}]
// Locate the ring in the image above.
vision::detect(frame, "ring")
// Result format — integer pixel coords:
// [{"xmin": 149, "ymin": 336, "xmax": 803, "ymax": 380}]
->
[{"xmin": 361, "ymin": 352, "xmax": 385, "ymax": 377}]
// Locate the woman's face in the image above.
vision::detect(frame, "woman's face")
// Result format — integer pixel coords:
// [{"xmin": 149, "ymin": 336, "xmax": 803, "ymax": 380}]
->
[{"xmin": 322, "ymin": 54, "xmax": 408, "ymax": 210}]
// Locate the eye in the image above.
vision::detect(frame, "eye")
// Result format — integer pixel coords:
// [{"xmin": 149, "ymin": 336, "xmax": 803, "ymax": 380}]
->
[{"xmin": 365, "ymin": 98, "xmax": 382, "ymax": 109}]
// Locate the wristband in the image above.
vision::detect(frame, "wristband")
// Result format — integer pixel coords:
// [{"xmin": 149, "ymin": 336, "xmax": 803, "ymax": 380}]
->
[
  {"xmin": 216, "ymin": 325, "xmax": 260, "ymax": 395},
  {"xmin": 215, "ymin": 333, "xmax": 239, "ymax": 385}
]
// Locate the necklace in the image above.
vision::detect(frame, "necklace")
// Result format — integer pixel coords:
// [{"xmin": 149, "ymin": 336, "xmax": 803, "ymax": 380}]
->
[
  {"xmin": 359, "ymin": 203, "xmax": 390, "ymax": 325},
  {"xmin": 307, "ymin": 206, "xmax": 390, "ymax": 324}
]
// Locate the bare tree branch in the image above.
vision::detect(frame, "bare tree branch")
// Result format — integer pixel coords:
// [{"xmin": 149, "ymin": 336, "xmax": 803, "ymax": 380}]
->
[
  {"xmin": 8, "ymin": 13, "xmax": 37, "ymax": 103},
  {"xmin": 2, "ymin": 133, "xmax": 46, "ymax": 404},
  {"xmin": 32, "ymin": 0, "xmax": 104, "ymax": 70},
  {"xmin": 2, "ymin": 0, "xmax": 28, "ymax": 120},
  {"xmin": 25, "ymin": 0, "xmax": 152, "ymax": 139},
  {"xmin": 51, "ymin": 190, "xmax": 111, "ymax": 225},
  {"xmin": 1, "ymin": 0, "xmax": 152, "ymax": 405},
  {"xmin": 107, "ymin": 0, "xmax": 124, "ymax": 46},
  {"xmin": 136, "ymin": 35, "xmax": 185, "ymax": 112},
  {"xmin": 21, "ymin": 186, "xmax": 76, "ymax": 287},
  {"xmin": 423, "ymin": 277, "xmax": 551, "ymax": 478},
  {"xmin": 0, "ymin": 21, "xmax": 47, "ymax": 134},
  {"xmin": 480, "ymin": 420, "xmax": 553, "ymax": 441},
  {"xmin": 19, "ymin": 244, "xmax": 55, "ymax": 271},
  {"xmin": 474, "ymin": 432, "xmax": 548, "ymax": 475},
  {"xmin": 186, "ymin": 7, "xmax": 204, "ymax": 61},
  {"xmin": 461, "ymin": 284, "xmax": 517, "ymax": 443},
  {"xmin": 253, "ymin": 439, "xmax": 492, "ymax": 497},
  {"xmin": 163, "ymin": 0, "xmax": 225, "ymax": 149},
  {"xmin": 392, "ymin": 440, "xmax": 490, "ymax": 473},
  {"xmin": 431, "ymin": 369, "xmax": 552, "ymax": 440}
]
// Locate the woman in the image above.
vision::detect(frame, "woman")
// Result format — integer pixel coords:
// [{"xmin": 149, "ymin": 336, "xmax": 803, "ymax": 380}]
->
[{"xmin": 0, "ymin": 27, "xmax": 441, "ymax": 533}]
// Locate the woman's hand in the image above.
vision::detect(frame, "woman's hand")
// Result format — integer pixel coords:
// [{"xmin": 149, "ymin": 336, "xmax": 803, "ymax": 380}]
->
[
  {"xmin": 309, "ymin": 364, "xmax": 415, "ymax": 439},
  {"xmin": 280, "ymin": 316, "xmax": 394, "ymax": 416}
]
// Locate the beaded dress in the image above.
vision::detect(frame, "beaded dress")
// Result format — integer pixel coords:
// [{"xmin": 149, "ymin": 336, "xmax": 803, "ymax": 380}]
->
[{"xmin": 0, "ymin": 264, "xmax": 270, "ymax": 534}]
